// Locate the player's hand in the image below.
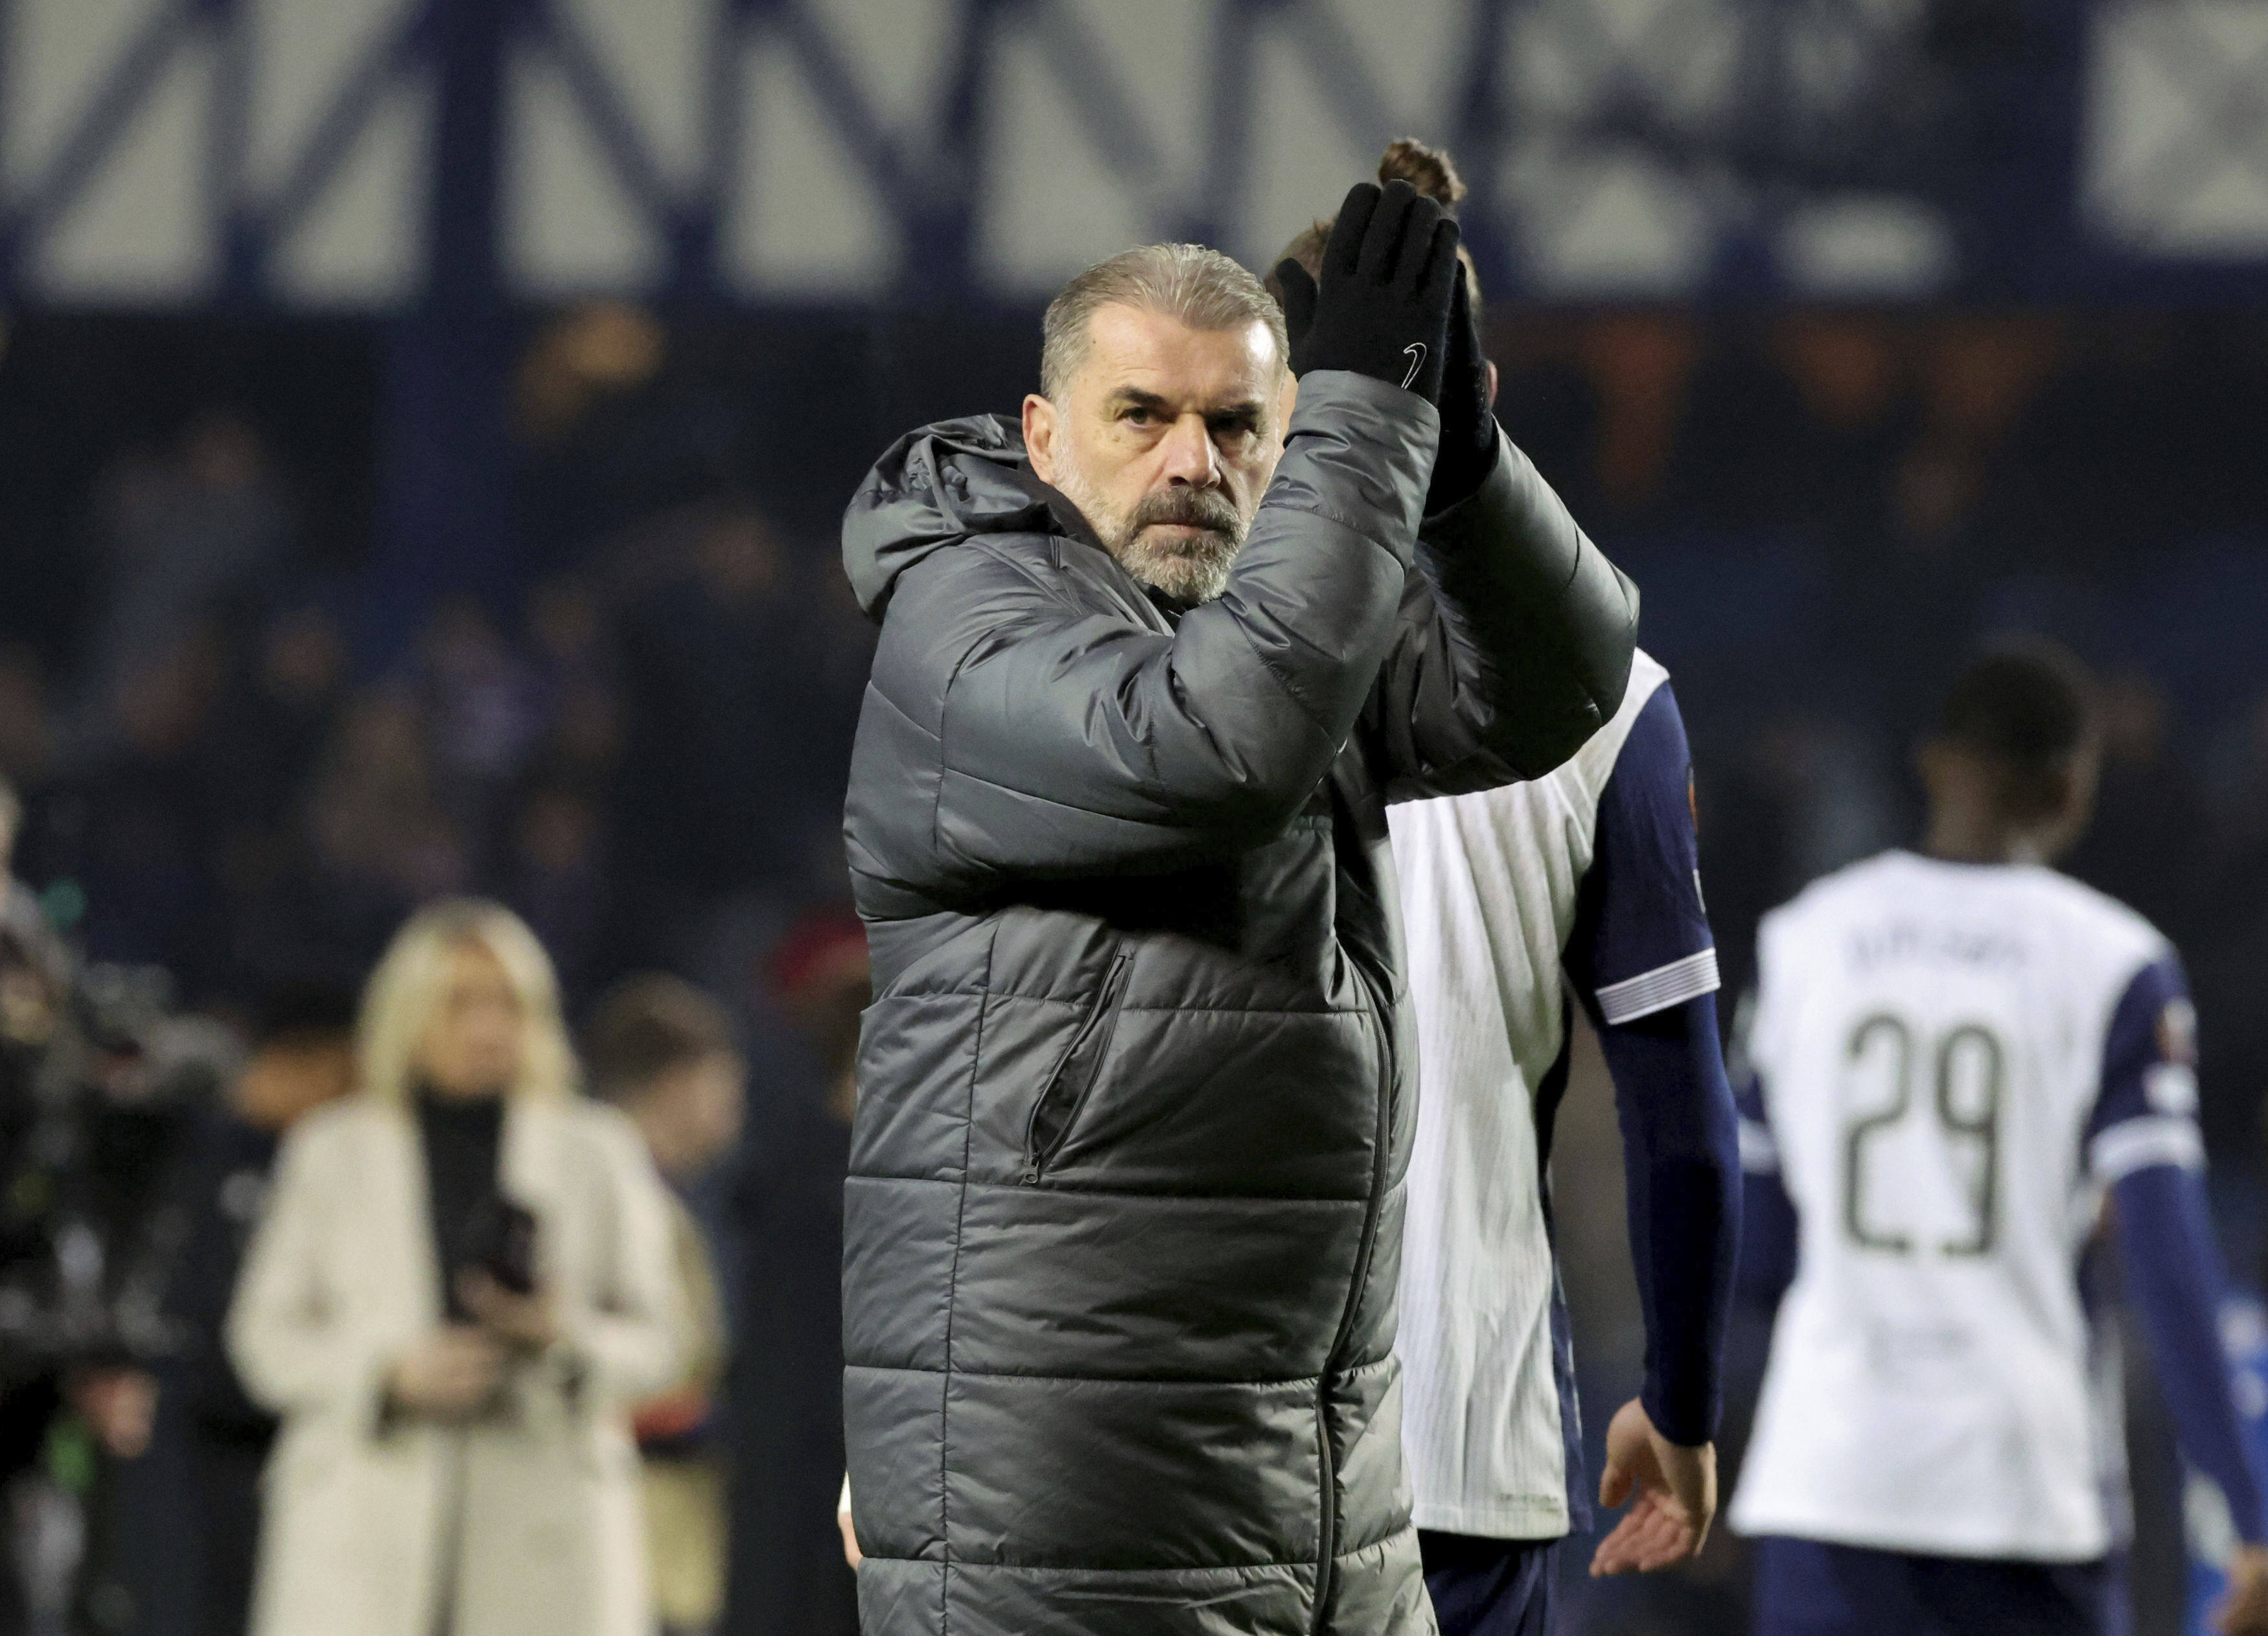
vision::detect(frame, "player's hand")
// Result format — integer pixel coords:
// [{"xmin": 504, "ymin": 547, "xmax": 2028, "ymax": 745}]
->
[
  {"xmin": 1589, "ymin": 1397, "xmax": 1717, "ymax": 1576},
  {"xmin": 1273, "ymin": 179, "xmax": 1459, "ymax": 404},
  {"xmin": 2217, "ymin": 1543, "xmax": 2268, "ymax": 1635},
  {"xmin": 840, "ymin": 1499, "xmax": 862, "ymax": 1569}
]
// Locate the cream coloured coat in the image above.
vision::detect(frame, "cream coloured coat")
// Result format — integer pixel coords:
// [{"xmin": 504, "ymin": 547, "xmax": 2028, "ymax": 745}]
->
[{"xmin": 227, "ymin": 1093, "xmax": 683, "ymax": 1636}]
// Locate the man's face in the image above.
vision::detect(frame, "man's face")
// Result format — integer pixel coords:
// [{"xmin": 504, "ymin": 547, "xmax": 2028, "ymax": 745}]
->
[{"xmin": 1024, "ymin": 305, "xmax": 1293, "ymax": 604}]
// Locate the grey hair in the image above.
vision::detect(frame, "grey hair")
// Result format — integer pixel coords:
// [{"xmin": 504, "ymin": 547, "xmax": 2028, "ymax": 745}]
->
[{"xmin": 1040, "ymin": 243, "xmax": 1290, "ymax": 402}]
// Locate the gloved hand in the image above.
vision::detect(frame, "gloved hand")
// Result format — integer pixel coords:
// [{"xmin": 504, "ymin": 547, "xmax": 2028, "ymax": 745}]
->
[
  {"xmin": 1273, "ymin": 179, "xmax": 1460, "ymax": 404},
  {"xmin": 1425, "ymin": 270, "xmax": 1500, "ymax": 514}
]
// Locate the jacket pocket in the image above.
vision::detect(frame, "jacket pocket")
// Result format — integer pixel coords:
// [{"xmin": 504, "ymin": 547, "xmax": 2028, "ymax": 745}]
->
[{"xmin": 1022, "ymin": 949, "xmax": 1135, "ymax": 1184}]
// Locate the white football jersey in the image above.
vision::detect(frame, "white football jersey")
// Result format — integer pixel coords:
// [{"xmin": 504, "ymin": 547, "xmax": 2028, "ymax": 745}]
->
[
  {"xmin": 1390, "ymin": 649, "xmax": 1720, "ymax": 1538},
  {"xmin": 1730, "ymin": 851, "xmax": 2196, "ymax": 1560}
]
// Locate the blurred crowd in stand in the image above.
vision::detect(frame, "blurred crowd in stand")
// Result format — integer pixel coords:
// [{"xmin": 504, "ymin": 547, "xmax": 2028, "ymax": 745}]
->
[{"xmin": 0, "ymin": 298, "xmax": 2260, "ymax": 1635}]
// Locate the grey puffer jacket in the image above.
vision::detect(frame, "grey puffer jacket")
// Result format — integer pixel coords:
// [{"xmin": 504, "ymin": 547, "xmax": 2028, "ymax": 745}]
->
[{"xmin": 841, "ymin": 372, "xmax": 1636, "ymax": 1636}]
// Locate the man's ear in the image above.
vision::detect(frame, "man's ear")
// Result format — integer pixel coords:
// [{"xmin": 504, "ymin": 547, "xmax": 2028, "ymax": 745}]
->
[
  {"xmin": 1485, "ymin": 360, "xmax": 1500, "ymax": 409},
  {"xmin": 1023, "ymin": 394, "xmax": 1059, "ymax": 485}
]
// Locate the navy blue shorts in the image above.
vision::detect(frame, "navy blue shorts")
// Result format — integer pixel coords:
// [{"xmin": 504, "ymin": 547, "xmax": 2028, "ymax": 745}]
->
[
  {"xmin": 1750, "ymin": 1536, "xmax": 2108, "ymax": 1636},
  {"xmin": 1418, "ymin": 1530, "xmax": 1557, "ymax": 1636}
]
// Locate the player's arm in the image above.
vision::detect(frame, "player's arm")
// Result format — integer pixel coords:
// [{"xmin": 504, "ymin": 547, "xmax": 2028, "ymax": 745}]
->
[
  {"xmin": 1731, "ymin": 1063, "xmax": 1798, "ymax": 1309},
  {"xmin": 1561, "ymin": 681, "xmax": 1740, "ymax": 1575},
  {"xmin": 2088, "ymin": 959, "xmax": 2268, "ymax": 1635}
]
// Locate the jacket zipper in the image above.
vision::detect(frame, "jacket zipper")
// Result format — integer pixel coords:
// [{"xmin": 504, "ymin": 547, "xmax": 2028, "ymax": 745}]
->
[
  {"xmin": 1022, "ymin": 949, "xmax": 1135, "ymax": 1184},
  {"xmin": 1312, "ymin": 959, "xmax": 1398, "ymax": 1631}
]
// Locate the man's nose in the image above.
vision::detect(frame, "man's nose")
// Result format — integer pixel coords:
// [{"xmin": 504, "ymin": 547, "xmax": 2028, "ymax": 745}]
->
[{"xmin": 1158, "ymin": 414, "xmax": 1221, "ymax": 486}]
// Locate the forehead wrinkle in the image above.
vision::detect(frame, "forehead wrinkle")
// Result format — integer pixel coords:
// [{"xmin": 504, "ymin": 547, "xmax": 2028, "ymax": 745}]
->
[{"xmin": 1077, "ymin": 308, "xmax": 1281, "ymax": 412}]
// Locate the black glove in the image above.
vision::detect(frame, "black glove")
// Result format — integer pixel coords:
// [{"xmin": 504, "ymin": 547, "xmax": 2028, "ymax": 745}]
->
[
  {"xmin": 1425, "ymin": 270, "xmax": 1500, "ymax": 514},
  {"xmin": 1273, "ymin": 179, "xmax": 1460, "ymax": 404}
]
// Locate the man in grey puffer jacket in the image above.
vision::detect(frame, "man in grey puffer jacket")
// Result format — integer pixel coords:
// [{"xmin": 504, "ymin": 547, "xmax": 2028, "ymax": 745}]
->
[{"xmin": 840, "ymin": 182, "xmax": 1637, "ymax": 1636}]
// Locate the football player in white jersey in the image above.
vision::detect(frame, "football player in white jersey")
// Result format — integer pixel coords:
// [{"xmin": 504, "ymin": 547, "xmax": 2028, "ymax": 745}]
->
[
  {"xmin": 1731, "ymin": 642, "xmax": 2268, "ymax": 1636},
  {"xmin": 1387, "ymin": 645, "xmax": 1741, "ymax": 1636},
  {"xmin": 1276, "ymin": 140, "xmax": 1743, "ymax": 1636}
]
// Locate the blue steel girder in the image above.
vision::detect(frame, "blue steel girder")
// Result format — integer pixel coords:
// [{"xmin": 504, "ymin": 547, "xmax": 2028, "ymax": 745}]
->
[
  {"xmin": 251, "ymin": 6, "xmax": 431, "ymax": 292},
  {"xmin": 520, "ymin": 0, "xmax": 704, "ymax": 284},
  {"xmin": 758, "ymin": 0, "xmax": 950, "ymax": 290},
  {"xmin": 205, "ymin": 0, "xmax": 252, "ymax": 292},
  {"xmin": 1, "ymin": 0, "xmax": 196, "ymax": 273},
  {"xmin": 0, "ymin": 0, "xmax": 2262, "ymax": 307},
  {"xmin": 1025, "ymin": 0, "xmax": 1166, "ymax": 193},
  {"xmin": 2107, "ymin": 14, "xmax": 2268, "ymax": 246},
  {"xmin": 0, "ymin": 0, "xmax": 431, "ymax": 301},
  {"xmin": 1273, "ymin": 0, "xmax": 1407, "ymax": 160},
  {"xmin": 1447, "ymin": 0, "xmax": 1519, "ymax": 286},
  {"xmin": 1187, "ymin": 0, "xmax": 1258, "ymax": 250}
]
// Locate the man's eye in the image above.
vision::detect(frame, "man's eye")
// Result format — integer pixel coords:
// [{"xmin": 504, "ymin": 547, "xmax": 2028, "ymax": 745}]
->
[{"xmin": 1123, "ymin": 406, "xmax": 1154, "ymax": 424}]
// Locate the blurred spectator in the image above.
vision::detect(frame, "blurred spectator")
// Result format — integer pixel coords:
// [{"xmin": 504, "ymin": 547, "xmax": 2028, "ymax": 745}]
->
[
  {"xmin": 2064, "ymin": 672, "xmax": 2211, "ymax": 952},
  {"xmin": 1483, "ymin": 313, "xmax": 1601, "ymax": 520},
  {"xmin": 586, "ymin": 976, "xmax": 747, "ymax": 1636},
  {"xmin": 607, "ymin": 501, "xmax": 836, "ymax": 978},
  {"xmin": 0, "ymin": 651, "xmax": 54, "ymax": 795},
  {"xmin": 226, "ymin": 900, "xmax": 680, "ymax": 1636},
  {"xmin": 1578, "ymin": 312, "xmax": 1695, "ymax": 520},
  {"xmin": 0, "ymin": 778, "xmax": 64, "ymax": 991},
  {"xmin": 524, "ymin": 577, "xmax": 622, "ymax": 782},
  {"xmin": 58, "ymin": 980, "xmax": 242, "ymax": 1635},
  {"xmin": 80, "ymin": 410, "xmax": 291, "ymax": 743},
  {"xmin": 244, "ymin": 688, "xmax": 468, "ymax": 989},
  {"xmin": 1772, "ymin": 312, "xmax": 1914, "ymax": 546},
  {"xmin": 52, "ymin": 634, "xmax": 227, "ymax": 994},
  {"xmin": 503, "ymin": 783, "xmax": 608, "ymax": 1011},
  {"xmin": 1698, "ymin": 715, "xmax": 1905, "ymax": 1002},
  {"xmin": 724, "ymin": 908, "xmax": 864, "ymax": 1636},
  {"xmin": 413, "ymin": 597, "xmax": 546, "ymax": 844},
  {"xmin": 0, "ymin": 926, "xmax": 241, "ymax": 1634},
  {"xmin": 209, "ymin": 601, "xmax": 351, "ymax": 849},
  {"xmin": 157, "ymin": 980, "xmax": 356, "ymax": 1636},
  {"xmin": 0, "ymin": 775, "xmax": 66, "ymax": 1631},
  {"xmin": 512, "ymin": 303, "xmax": 743, "ymax": 573},
  {"xmin": 514, "ymin": 304, "xmax": 667, "ymax": 451},
  {"xmin": 1667, "ymin": 318, "xmax": 1808, "ymax": 531},
  {"xmin": 1991, "ymin": 317, "xmax": 2180, "ymax": 571}
]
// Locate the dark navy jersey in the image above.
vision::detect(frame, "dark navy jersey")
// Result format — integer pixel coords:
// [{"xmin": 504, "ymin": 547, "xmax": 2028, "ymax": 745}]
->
[{"xmin": 1566, "ymin": 680, "xmax": 1718, "ymax": 1026}]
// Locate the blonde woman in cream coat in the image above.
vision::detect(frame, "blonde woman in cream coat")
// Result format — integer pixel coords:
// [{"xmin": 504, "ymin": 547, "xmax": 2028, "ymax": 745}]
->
[{"xmin": 228, "ymin": 900, "xmax": 683, "ymax": 1636}]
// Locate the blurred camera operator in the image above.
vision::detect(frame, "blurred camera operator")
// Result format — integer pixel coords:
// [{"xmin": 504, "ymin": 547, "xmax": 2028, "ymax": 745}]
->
[
  {"xmin": 0, "ymin": 778, "xmax": 67, "ymax": 1117},
  {"xmin": 227, "ymin": 899, "xmax": 681, "ymax": 1636},
  {"xmin": 0, "ymin": 775, "xmax": 63, "ymax": 1635},
  {"xmin": 0, "ymin": 775, "xmax": 250, "ymax": 1632},
  {"xmin": 158, "ymin": 980, "xmax": 356, "ymax": 1636}
]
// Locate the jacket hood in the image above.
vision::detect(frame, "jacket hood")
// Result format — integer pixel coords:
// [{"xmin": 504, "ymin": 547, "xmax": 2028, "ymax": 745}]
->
[{"xmin": 842, "ymin": 413, "xmax": 1057, "ymax": 620}]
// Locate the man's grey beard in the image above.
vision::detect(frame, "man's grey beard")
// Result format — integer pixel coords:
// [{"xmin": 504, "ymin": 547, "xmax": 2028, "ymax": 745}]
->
[{"xmin": 1052, "ymin": 459, "xmax": 1247, "ymax": 605}]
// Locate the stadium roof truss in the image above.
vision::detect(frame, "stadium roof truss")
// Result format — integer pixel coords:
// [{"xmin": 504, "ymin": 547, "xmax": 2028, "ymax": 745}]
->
[{"xmin": 0, "ymin": 0, "xmax": 2261, "ymax": 309}]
